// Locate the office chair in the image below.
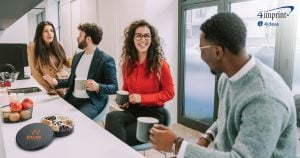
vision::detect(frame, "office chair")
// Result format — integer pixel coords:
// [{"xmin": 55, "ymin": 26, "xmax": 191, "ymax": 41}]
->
[
  {"xmin": 93, "ymin": 98, "xmax": 109, "ymax": 126},
  {"xmin": 131, "ymin": 107, "xmax": 171, "ymax": 157}
]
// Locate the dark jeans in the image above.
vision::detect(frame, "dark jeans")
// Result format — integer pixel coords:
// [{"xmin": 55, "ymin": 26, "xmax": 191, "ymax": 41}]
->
[
  {"xmin": 65, "ymin": 95, "xmax": 102, "ymax": 119},
  {"xmin": 105, "ymin": 105, "xmax": 167, "ymax": 146}
]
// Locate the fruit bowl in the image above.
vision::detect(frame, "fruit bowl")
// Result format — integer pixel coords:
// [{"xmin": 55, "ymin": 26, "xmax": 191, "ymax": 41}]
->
[
  {"xmin": 0, "ymin": 97, "xmax": 34, "ymax": 123},
  {"xmin": 0, "ymin": 105, "xmax": 33, "ymax": 123}
]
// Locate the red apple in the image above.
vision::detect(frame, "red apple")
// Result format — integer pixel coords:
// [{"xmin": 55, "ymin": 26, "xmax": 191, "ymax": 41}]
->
[
  {"xmin": 10, "ymin": 102, "xmax": 22, "ymax": 112},
  {"xmin": 10, "ymin": 100, "xmax": 18, "ymax": 104},
  {"xmin": 21, "ymin": 98, "xmax": 33, "ymax": 109}
]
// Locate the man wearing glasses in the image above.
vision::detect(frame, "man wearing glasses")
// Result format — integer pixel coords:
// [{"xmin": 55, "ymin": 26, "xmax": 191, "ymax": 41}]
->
[{"xmin": 150, "ymin": 12, "xmax": 296, "ymax": 158}]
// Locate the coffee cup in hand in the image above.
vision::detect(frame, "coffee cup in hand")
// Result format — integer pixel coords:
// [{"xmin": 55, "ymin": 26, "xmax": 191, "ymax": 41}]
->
[
  {"xmin": 115, "ymin": 90, "xmax": 129, "ymax": 105},
  {"xmin": 74, "ymin": 78, "xmax": 87, "ymax": 90},
  {"xmin": 136, "ymin": 117, "xmax": 159, "ymax": 142}
]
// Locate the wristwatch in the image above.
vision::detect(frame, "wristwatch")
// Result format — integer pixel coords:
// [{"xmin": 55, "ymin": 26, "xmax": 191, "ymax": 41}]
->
[
  {"xmin": 200, "ymin": 133, "xmax": 213, "ymax": 143},
  {"xmin": 172, "ymin": 137, "xmax": 184, "ymax": 155}
]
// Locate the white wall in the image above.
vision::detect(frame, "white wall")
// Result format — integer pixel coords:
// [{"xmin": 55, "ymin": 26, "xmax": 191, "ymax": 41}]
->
[
  {"xmin": 45, "ymin": 0, "xmax": 59, "ymax": 40},
  {"xmin": 0, "ymin": 14, "xmax": 30, "ymax": 43},
  {"xmin": 145, "ymin": 0, "xmax": 178, "ymax": 122},
  {"xmin": 60, "ymin": 0, "xmax": 98, "ymax": 57},
  {"xmin": 60, "ymin": 0, "xmax": 73, "ymax": 57},
  {"xmin": 98, "ymin": 0, "xmax": 146, "ymax": 91},
  {"xmin": 98, "ymin": 0, "xmax": 178, "ymax": 123},
  {"xmin": 81, "ymin": 0, "xmax": 98, "ymax": 23}
]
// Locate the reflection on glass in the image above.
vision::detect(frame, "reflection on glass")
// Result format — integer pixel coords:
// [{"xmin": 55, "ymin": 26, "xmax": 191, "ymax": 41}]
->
[
  {"xmin": 231, "ymin": 0, "xmax": 277, "ymax": 68},
  {"xmin": 184, "ymin": 6, "xmax": 217, "ymax": 124},
  {"xmin": 292, "ymin": 10, "xmax": 300, "ymax": 95}
]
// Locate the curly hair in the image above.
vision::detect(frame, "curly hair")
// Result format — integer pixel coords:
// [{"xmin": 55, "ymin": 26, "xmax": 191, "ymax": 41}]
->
[
  {"xmin": 78, "ymin": 23, "xmax": 103, "ymax": 45},
  {"xmin": 121, "ymin": 20, "xmax": 165, "ymax": 77},
  {"xmin": 33, "ymin": 21, "xmax": 66, "ymax": 67},
  {"xmin": 200, "ymin": 12, "xmax": 246, "ymax": 55}
]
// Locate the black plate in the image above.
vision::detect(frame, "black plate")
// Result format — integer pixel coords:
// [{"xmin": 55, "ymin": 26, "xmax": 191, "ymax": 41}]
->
[{"xmin": 16, "ymin": 123, "xmax": 54, "ymax": 151}]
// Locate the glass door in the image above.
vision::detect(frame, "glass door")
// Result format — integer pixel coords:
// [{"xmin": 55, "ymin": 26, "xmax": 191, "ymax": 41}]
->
[{"xmin": 179, "ymin": 1, "xmax": 221, "ymax": 132}]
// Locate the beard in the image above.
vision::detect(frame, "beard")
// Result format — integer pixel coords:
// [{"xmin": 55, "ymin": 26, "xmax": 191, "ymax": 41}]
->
[{"xmin": 78, "ymin": 40, "xmax": 87, "ymax": 49}]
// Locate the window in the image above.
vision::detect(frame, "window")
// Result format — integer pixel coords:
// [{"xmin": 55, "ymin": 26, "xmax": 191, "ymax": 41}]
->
[
  {"xmin": 292, "ymin": 9, "xmax": 300, "ymax": 95},
  {"xmin": 231, "ymin": 0, "xmax": 277, "ymax": 68},
  {"xmin": 179, "ymin": 0, "xmax": 298, "ymax": 132},
  {"xmin": 179, "ymin": 0, "xmax": 220, "ymax": 132}
]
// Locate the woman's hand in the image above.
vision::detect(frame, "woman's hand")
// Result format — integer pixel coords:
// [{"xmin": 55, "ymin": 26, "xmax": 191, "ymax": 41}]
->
[
  {"xmin": 43, "ymin": 75, "xmax": 58, "ymax": 86},
  {"xmin": 119, "ymin": 102, "xmax": 130, "ymax": 109},
  {"xmin": 128, "ymin": 94, "xmax": 141, "ymax": 104},
  {"xmin": 86, "ymin": 79, "xmax": 99, "ymax": 92}
]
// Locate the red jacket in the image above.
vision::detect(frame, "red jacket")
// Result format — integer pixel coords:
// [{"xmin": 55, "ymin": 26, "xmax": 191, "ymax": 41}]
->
[{"xmin": 123, "ymin": 59, "xmax": 175, "ymax": 107}]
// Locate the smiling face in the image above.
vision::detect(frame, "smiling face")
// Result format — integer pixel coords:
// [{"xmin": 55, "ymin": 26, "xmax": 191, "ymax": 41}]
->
[
  {"xmin": 42, "ymin": 25, "xmax": 54, "ymax": 45},
  {"xmin": 134, "ymin": 26, "xmax": 152, "ymax": 54},
  {"xmin": 200, "ymin": 33, "xmax": 219, "ymax": 75}
]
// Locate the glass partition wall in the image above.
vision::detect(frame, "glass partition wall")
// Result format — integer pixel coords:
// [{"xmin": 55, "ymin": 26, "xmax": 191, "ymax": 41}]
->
[{"xmin": 179, "ymin": 0, "xmax": 298, "ymax": 132}]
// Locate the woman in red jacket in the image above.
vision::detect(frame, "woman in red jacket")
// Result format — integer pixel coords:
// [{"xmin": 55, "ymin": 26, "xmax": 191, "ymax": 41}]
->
[{"xmin": 105, "ymin": 20, "xmax": 175, "ymax": 146}]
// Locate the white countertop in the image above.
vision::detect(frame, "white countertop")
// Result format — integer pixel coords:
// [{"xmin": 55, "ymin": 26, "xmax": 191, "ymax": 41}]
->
[{"xmin": 0, "ymin": 78, "xmax": 143, "ymax": 158}]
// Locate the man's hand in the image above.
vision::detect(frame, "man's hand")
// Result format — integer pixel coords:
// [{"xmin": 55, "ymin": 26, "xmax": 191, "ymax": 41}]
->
[
  {"xmin": 149, "ymin": 124, "xmax": 177, "ymax": 152},
  {"xmin": 86, "ymin": 79, "xmax": 99, "ymax": 92},
  {"xmin": 43, "ymin": 75, "xmax": 58, "ymax": 86},
  {"xmin": 197, "ymin": 137, "xmax": 210, "ymax": 147},
  {"xmin": 128, "ymin": 94, "xmax": 141, "ymax": 104}
]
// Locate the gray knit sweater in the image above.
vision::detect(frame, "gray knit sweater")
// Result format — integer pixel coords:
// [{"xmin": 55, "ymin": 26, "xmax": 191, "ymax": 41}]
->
[{"xmin": 185, "ymin": 58, "xmax": 297, "ymax": 158}]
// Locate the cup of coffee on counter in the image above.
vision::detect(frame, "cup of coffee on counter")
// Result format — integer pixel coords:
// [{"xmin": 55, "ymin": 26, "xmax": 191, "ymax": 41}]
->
[
  {"xmin": 74, "ymin": 78, "xmax": 86, "ymax": 91},
  {"xmin": 115, "ymin": 90, "xmax": 129, "ymax": 105},
  {"xmin": 136, "ymin": 117, "xmax": 159, "ymax": 142}
]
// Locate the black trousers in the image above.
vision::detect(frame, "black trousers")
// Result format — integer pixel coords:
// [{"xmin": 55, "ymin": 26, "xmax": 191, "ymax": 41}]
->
[{"xmin": 105, "ymin": 105, "xmax": 167, "ymax": 146}]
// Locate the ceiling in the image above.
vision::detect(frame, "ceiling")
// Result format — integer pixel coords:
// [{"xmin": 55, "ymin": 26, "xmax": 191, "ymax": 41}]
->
[{"xmin": 0, "ymin": 0, "xmax": 43, "ymax": 30}]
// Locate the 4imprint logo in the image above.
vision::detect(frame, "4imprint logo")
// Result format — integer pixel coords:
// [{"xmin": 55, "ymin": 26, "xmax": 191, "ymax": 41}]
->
[{"xmin": 257, "ymin": 6, "xmax": 295, "ymax": 27}]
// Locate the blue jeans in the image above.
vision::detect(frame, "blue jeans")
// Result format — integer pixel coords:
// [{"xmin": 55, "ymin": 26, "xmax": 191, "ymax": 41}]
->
[{"xmin": 65, "ymin": 95, "xmax": 101, "ymax": 119}]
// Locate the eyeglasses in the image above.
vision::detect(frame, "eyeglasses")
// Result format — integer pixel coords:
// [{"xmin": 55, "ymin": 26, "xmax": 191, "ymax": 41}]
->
[
  {"xmin": 134, "ymin": 33, "xmax": 151, "ymax": 41},
  {"xmin": 194, "ymin": 44, "xmax": 211, "ymax": 53}
]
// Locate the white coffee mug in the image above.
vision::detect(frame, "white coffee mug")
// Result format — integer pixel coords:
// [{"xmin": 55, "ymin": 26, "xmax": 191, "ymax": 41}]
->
[{"xmin": 74, "ymin": 78, "xmax": 86, "ymax": 90}]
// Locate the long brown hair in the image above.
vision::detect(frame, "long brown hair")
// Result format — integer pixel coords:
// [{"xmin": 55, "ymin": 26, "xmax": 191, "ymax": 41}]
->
[
  {"xmin": 121, "ymin": 20, "xmax": 165, "ymax": 77},
  {"xmin": 33, "ymin": 21, "xmax": 66, "ymax": 67}
]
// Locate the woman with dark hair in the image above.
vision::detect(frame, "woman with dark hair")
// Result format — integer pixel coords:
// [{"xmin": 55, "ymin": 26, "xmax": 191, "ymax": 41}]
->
[
  {"xmin": 105, "ymin": 20, "xmax": 175, "ymax": 146},
  {"xmin": 27, "ymin": 21, "xmax": 69, "ymax": 96}
]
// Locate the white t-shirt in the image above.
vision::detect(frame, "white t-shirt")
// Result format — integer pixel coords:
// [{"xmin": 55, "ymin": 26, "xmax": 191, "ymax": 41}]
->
[{"xmin": 72, "ymin": 53, "xmax": 94, "ymax": 98}]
